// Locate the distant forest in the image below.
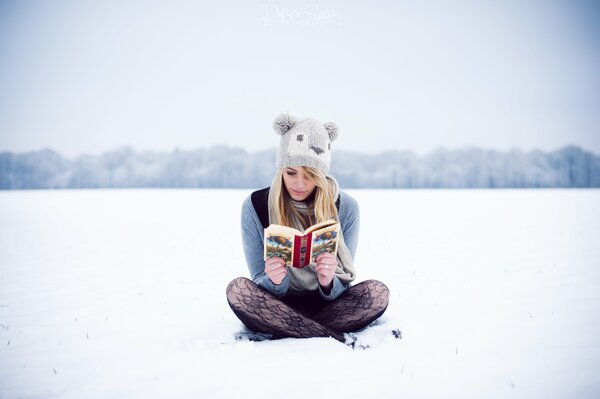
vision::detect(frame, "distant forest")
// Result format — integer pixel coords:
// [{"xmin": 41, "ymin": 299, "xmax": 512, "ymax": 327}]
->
[{"xmin": 0, "ymin": 145, "xmax": 598, "ymax": 189}]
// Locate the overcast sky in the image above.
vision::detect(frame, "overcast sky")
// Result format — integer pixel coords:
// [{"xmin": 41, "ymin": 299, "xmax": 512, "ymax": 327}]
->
[{"xmin": 0, "ymin": 0, "xmax": 599, "ymax": 157}]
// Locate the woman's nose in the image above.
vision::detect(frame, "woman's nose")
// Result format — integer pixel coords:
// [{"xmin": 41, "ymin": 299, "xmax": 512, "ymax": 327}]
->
[{"xmin": 296, "ymin": 176, "xmax": 307, "ymax": 189}]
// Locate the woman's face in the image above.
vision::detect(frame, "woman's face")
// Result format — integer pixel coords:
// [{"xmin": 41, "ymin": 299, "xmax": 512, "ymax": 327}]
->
[{"xmin": 282, "ymin": 167, "xmax": 316, "ymax": 201}]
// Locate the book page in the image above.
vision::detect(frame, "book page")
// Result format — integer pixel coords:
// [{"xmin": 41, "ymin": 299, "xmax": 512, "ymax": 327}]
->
[
  {"xmin": 304, "ymin": 219, "xmax": 338, "ymax": 235},
  {"xmin": 264, "ymin": 230, "xmax": 295, "ymax": 267},
  {"xmin": 265, "ymin": 224, "xmax": 302, "ymax": 237},
  {"xmin": 310, "ymin": 223, "xmax": 340, "ymax": 263}
]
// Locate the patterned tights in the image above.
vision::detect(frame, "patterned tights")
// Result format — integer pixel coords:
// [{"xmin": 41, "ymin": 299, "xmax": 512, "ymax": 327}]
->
[{"xmin": 226, "ymin": 277, "xmax": 390, "ymax": 342}]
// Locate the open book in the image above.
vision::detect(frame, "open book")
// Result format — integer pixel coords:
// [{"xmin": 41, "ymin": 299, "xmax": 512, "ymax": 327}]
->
[{"xmin": 264, "ymin": 219, "xmax": 340, "ymax": 268}]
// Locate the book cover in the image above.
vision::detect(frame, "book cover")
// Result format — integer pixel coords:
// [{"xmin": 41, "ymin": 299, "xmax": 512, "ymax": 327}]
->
[{"xmin": 264, "ymin": 220, "xmax": 340, "ymax": 268}]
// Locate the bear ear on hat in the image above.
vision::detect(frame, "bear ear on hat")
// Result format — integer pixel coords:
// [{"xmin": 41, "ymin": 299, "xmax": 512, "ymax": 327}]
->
[
  {"xmin": 273, "ymin": 113, "xmax": 298, "ymax": 136},
  {"xmin": 323, "ymin": 121, "xmax": 338, "ymax": 141}
]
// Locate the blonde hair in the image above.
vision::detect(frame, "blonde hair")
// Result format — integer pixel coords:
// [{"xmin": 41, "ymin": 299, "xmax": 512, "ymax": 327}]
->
[{"xmin": 269, "ymin": 166, "xmax": 338, "ymax": 228}]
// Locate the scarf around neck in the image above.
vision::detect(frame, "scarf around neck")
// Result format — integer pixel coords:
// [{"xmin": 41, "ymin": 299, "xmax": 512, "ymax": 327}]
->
[{"xmin": 268, "ymin": 175, "xmax": 356, "ymax": 293}]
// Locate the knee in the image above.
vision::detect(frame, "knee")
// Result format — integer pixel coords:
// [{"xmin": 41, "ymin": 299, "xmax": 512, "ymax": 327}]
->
[
  {"xmin": 226, "ymin": 277, "xmax": 253, "ymax": 305},
  {"xmin": 364, "ymin": 279, "xmax": 390, "ymax": 309}
]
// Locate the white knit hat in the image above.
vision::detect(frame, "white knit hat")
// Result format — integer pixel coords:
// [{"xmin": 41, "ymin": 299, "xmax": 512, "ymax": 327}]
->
[{"xmin": 273, "ymin": 113, "xmax": 339, "ymax": 174}]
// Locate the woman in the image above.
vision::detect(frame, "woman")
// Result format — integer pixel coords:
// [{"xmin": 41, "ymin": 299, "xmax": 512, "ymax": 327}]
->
[{"xmin": 226, "ymin": 113, "xmax": 389, "ymax": 344}]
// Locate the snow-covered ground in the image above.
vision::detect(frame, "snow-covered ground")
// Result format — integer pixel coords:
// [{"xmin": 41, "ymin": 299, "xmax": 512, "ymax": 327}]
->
[{"xmin": 0, "ymin": 189, "xmax": 599, "ymax": 399}]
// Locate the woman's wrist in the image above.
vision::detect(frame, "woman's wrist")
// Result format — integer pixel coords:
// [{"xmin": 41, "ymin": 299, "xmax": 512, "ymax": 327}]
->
[{"xmin": 319, "ymin": 280, "xmax": 334, "ymax": 294}]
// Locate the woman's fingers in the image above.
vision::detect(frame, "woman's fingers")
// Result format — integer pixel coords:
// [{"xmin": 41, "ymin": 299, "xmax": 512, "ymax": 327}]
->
[
  {"xmin": 269, "ymin": 259, "xmax": 286, "ymax": 270},
  {"xmin": 265, "ymin": 257, "xmax": 287, "ymax": 285},
  {"xmin": 266, "ymin": 257, "xmax": 286, "ymax": 272},
  {"xmin": 315, "ymin": 253, "xmax": 336, "ymax": 268},
  {"xmin": 315, "ymin": 261, "xmax": 336, "ymax": 280},
  {"xmin": 315, "ymin": 252, "xmax": 334, "ymax": 262},
  {"xmin": 315, "ymin": 254, "xmax": 337, "ymax": 272},
  {"xmin": 273, "ymin": 267, "xmax": 287, "ymax": 277},
  {"xmin": 314, "ymin": 262, "xmax": 335, "ymax": 288},
  {"xmin": 266, "ymin": 257, "xmax": 285, "ymax": 270},
  {"xmin": 266, "ymin": 254, "xmax": 338, "ymax": 285}
]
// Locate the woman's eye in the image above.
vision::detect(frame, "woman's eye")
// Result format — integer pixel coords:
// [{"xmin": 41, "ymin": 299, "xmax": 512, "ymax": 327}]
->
[{"xmin": 286, "ymin": 171, "xmax": 296, "ymax": 176}]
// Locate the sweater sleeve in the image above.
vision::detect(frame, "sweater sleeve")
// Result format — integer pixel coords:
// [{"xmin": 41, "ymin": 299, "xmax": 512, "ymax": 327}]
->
[
  {"xmin": 317, "ymin": 275, "xmax": 346, "ymax": 300},
  {"xmin": 339, "ymin": 192, "xmax": 360, "ymax": 260},
  {"xmin": 241, "ymin": 195, "xmax": 290, "ymax": 297}
]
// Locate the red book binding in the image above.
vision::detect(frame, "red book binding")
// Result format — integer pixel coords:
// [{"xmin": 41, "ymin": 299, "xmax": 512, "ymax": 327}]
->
[{"xmin": 292, "ymin": 232, "xmax": 313, "ymax": 268}]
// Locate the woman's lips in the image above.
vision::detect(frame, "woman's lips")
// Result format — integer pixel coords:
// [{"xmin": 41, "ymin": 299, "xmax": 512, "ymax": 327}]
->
[{"xmin": 291, "ymin": 189, "xmax": 306, "ymax": 196}]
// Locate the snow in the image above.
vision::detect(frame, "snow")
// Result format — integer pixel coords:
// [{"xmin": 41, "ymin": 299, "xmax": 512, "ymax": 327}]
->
[{"xmin": 1, "ymin": 189, "xmax": 599, "ymax": 398}]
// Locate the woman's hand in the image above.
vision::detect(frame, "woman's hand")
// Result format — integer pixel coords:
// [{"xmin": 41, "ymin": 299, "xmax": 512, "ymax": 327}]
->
[
  {"xmin": 265, "ymin": 256, "xmax": 287, "ymax": 285},
  {"xmin": 315, "ymin": 252, "xmax": 338, "ymax": 289}
]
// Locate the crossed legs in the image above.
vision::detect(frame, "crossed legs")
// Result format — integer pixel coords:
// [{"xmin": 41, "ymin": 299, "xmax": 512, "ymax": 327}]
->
[{"xmin": 226, "ymin": 277, "xmax": 389, "ymax": 342}]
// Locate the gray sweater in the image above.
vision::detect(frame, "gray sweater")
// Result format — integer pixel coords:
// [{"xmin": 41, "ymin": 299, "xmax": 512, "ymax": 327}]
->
[{"xmin": 240, "ymin": 191, "xmax": 360, "ymax": 300}]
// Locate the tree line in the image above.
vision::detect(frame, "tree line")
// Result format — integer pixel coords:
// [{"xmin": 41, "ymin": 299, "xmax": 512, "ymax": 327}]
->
[{"xmin": 0, "ymin": 145, "xmax": 598, "ymax": 189}]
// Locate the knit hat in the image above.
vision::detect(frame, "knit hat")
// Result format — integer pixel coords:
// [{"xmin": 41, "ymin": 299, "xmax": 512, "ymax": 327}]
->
[{"xmin": 273, "ymin": 113, "xmax": 338, "ymax": 174}]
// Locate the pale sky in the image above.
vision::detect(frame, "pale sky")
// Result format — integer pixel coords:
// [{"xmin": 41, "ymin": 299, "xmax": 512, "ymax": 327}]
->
[{"xmin": 0, "ymin": 0, "xmax": 599, "ymax": 157}]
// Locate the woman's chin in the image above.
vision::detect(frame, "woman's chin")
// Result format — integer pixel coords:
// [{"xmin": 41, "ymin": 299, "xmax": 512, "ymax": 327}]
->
[{"xmin": 290, "ymin": 191, "xmax": 309, "ymax": 201}]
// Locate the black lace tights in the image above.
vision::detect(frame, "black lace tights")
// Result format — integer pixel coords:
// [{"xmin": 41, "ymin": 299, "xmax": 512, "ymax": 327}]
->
[{"xmin": 226, "ymin": 277, "xmax": 389, "ymax": 342}]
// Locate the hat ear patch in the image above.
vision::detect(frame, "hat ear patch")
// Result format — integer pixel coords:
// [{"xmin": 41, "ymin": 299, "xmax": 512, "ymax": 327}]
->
[
  {"xmin": 323, "ymin": 122, "xmax": 338, "ymax": 141},
  {"xmin": 273, "ymin": 113, "xmax": 298, "ymax": 136}
]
